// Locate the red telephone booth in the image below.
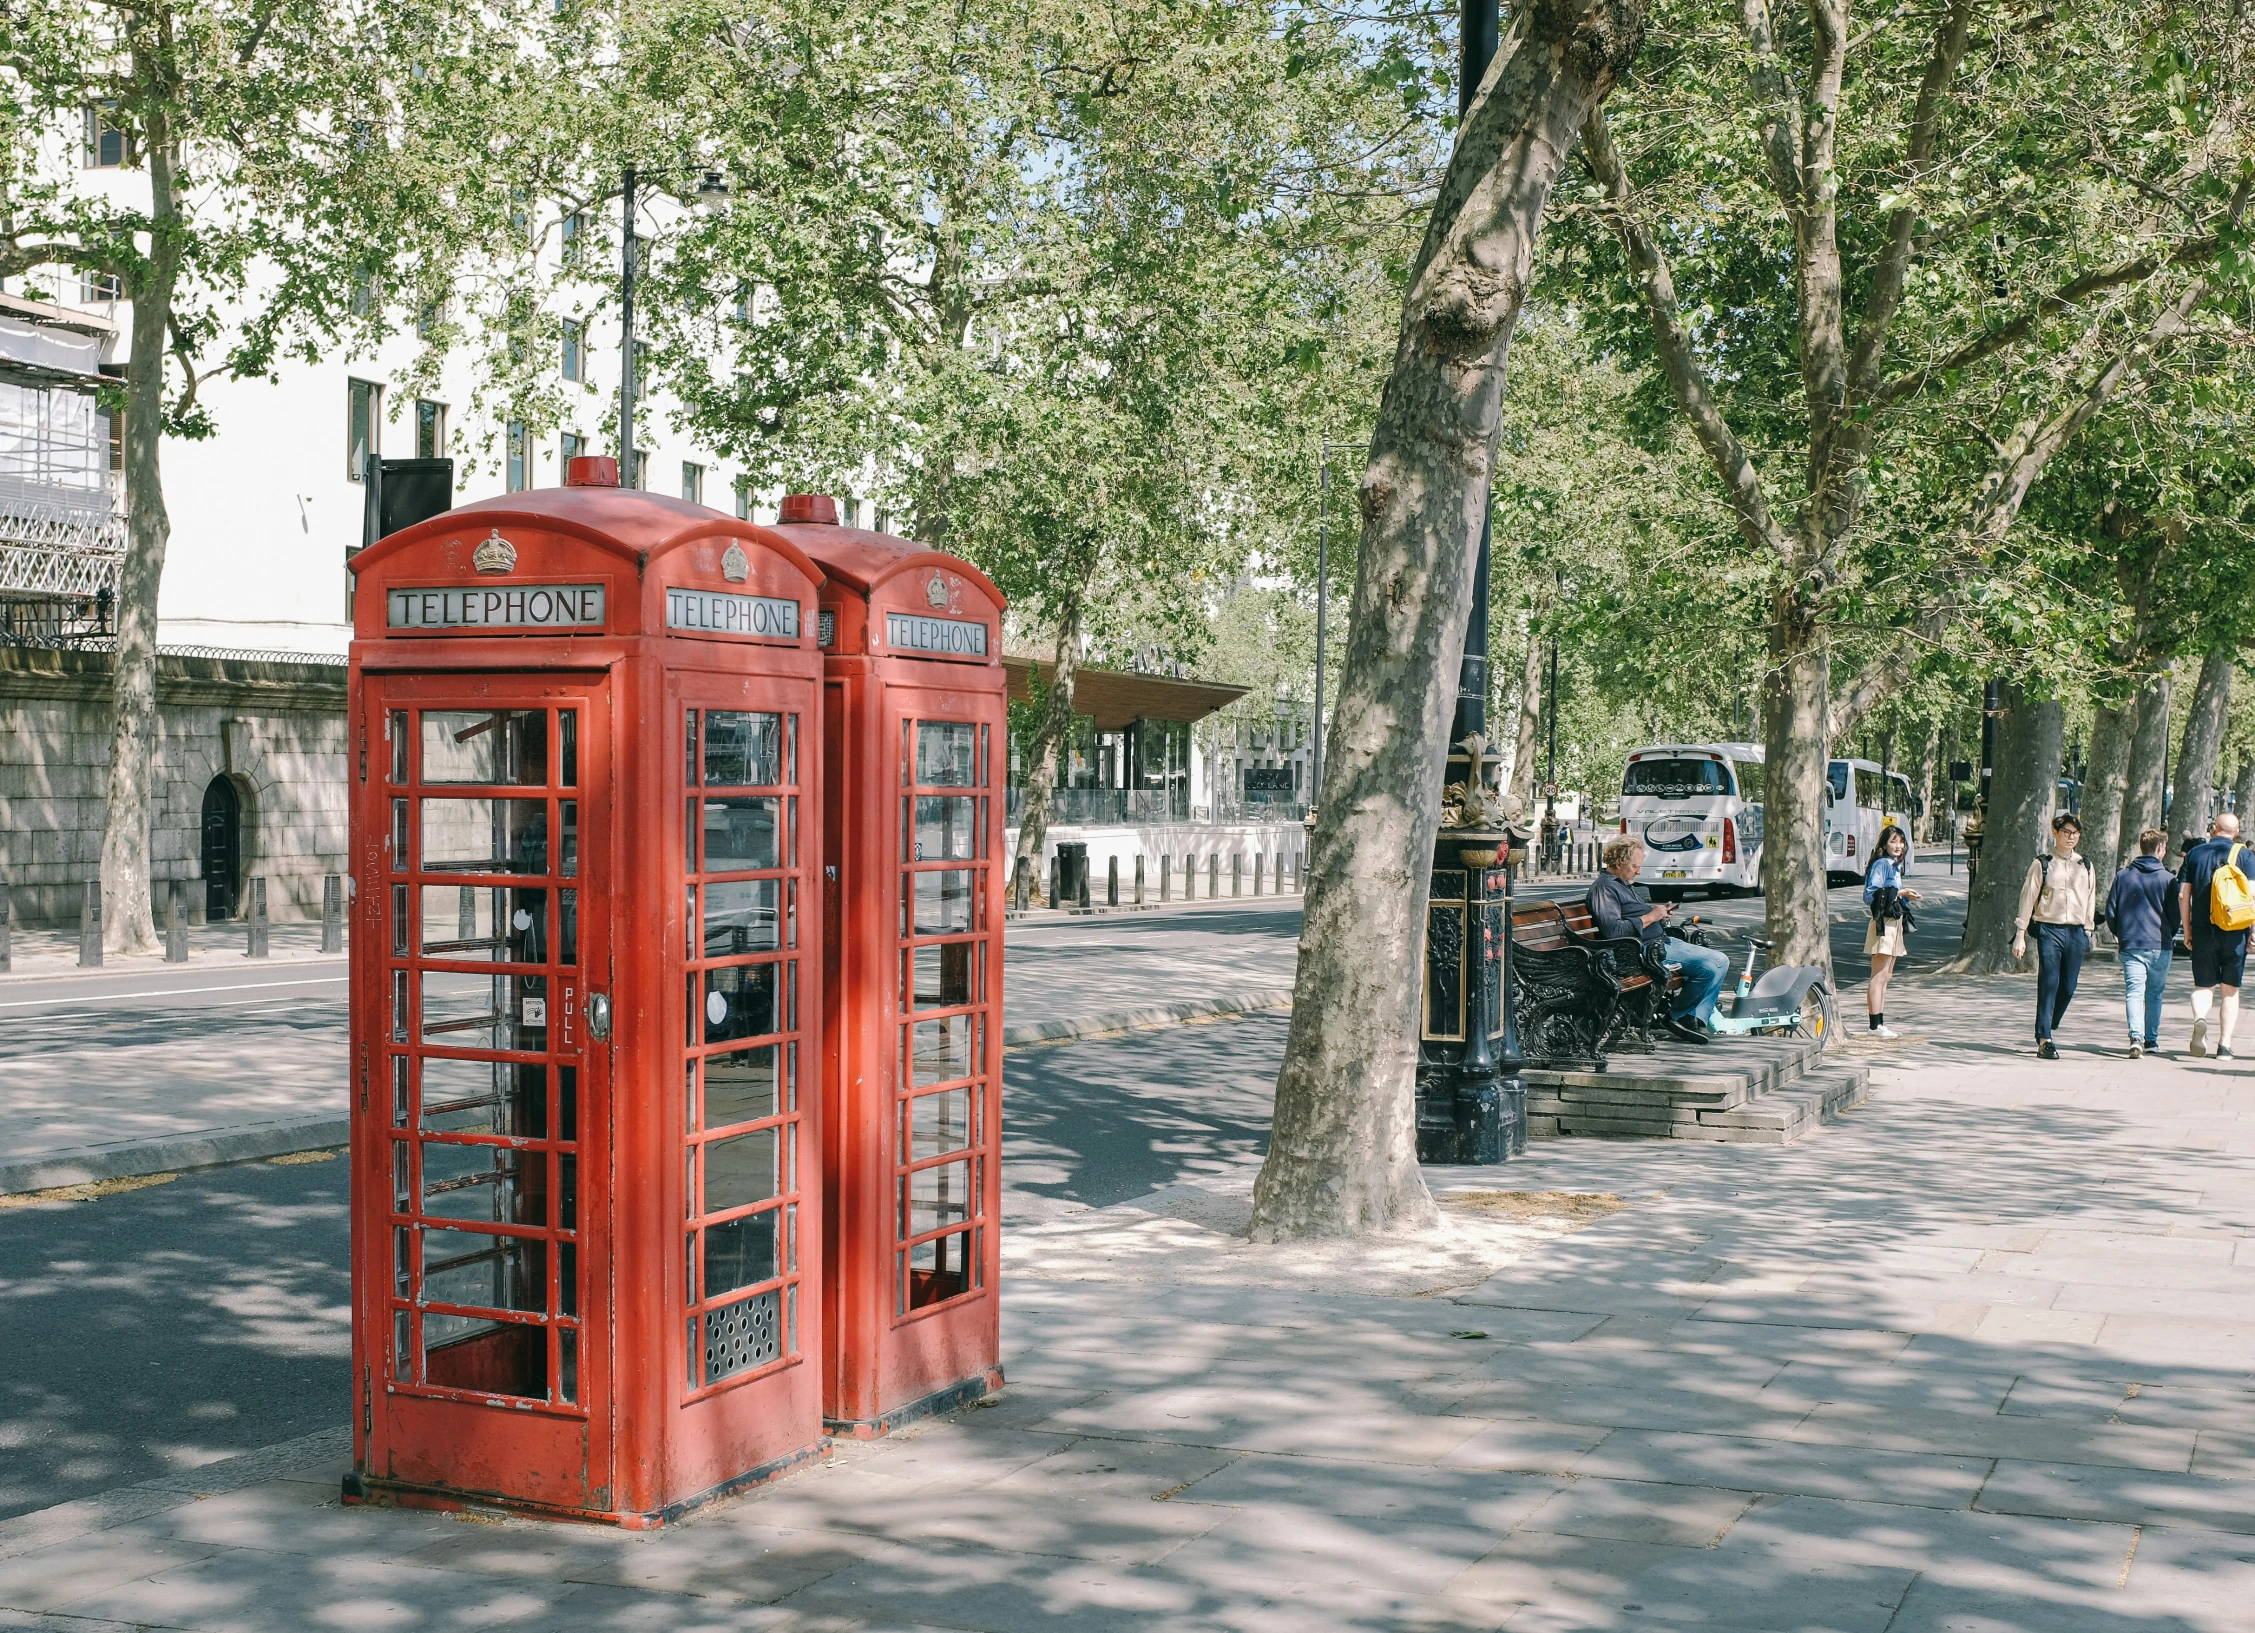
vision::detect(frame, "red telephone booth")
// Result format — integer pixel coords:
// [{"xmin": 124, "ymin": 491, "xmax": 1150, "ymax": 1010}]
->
[
  {"xmin": 778, "ymin": 495, "xmax": 1007, "ymax": 1435},
  {"xmin": 344, "ymin": 464, "xmax": 827, "ymax": 1523}
]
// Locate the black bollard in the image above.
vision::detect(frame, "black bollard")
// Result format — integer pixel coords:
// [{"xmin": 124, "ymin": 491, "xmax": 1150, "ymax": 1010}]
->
[
  {"xmin": 1254, "ymin": 854, "xmax": 1264, "ymax": 896},
  {"xmin": 165, "ymin": 878, "xmax": 188, "ymax": 962},
  {"xmin": 0, "ymin": 885, "xmax": 11, "ymax": 973},
  {"xmin": 323, "ymin": 873, "xmax": 344, "ymax": 954},
  {"xmin": 1232, "ymin": 853, "xmax": 1242, "ymax": 898},
  {"xmin": 1160, "ymin": 854, "xmax": 1171, "ymax": 903},
  {"xmin": 247, "ymin": 876, "xmax": 270, "ymax": 958},
  {"xmin": 79, "ymin": 878, "xmax": 102, "ymax": 967},
  {"xmin": 1078, "ymin": 860, "xmax": 1091, "ymax": 910},
  {"xmin": 1210, "ymin": 854, "xmax": 1219, "ymax": 898},
  {"xmin": 1048, "ymin": 852, "xmax": 1059, "ymax": 910},
  {"xmin": 1134, "ymin": 854, "xmax": 1145, "ymax": 907},
  {"xmin": 1107, "ymin": 855, "xmax": 1119, "ymax": 908}
]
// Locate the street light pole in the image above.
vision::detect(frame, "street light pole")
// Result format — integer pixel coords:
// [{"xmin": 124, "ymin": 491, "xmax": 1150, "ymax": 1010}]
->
[{"xmin": 619, "ymin": 162, "xmax": 637, "ymax": 486}]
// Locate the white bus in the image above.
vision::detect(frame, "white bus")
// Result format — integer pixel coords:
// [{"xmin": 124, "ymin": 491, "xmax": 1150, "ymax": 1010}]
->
[
  {"xmin": 1617, "ymin": 743, "xmax": 1765, "ymax": 898},
  {"xmin": 1826, "ymin": 758, "xmax": 1920, "ymax": 884}
]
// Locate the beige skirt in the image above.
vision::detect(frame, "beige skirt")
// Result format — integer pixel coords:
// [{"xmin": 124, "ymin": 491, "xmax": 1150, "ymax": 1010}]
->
[{"xmin": 1865, "ymin": 916, "xmax": 1908, "ymax": 957}]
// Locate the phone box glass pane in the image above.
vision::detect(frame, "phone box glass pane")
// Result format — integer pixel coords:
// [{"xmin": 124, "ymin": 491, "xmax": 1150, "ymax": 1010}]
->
[
  {"xmin": 909, "ymin": 942, "xmax": 975, "ymax": 1010},
  {"xmin": 906, "ymin": 1088, "xmax": 974, "ymax": 1162},
  {"xmin": 420, "ymin": 1227, "xmax": 547, "ymax": 1314},
  {"xmin": 421, "ymin": 971, "xmax": 546, "ymax": 1051},
  {"xmin": 419, "ymin": 1142, "xmax": 541, "ymax": 1226},
  {"xmin": 703, "ymin": 1127, "xmax": 778, "ymax": 1213},
  {"xmin": 911, "ymin": 1014, "xmax": 973, "ymax": 1086},
  {"xmin": 704, "ymin": 1046, "xmax": 778, "ymax": 1129},
  {"xmin": 420, "ymin": 1056, "xmax": 547, "ymax": 1137},
  {"xmin": 702, "ymin": 798, "xmax": 779, "ymax": 872},
  {"xmin": 420, "ymin": 799, "xmax": 552, "ymax": 875},
  {"xmin": 420, "ymin": 885, "xmax": 554, "ymax": 963},
  {"xmin": 696, "ymin": 964, "xmax": 778, "ymax": 1045},
  {"xmin": 703, "ymin": 880, "xmax": 779, "ymax": 956},
  {"xmin": 913, "ymin": 796, "xmax": 976, "ymax": 861},
  {"xmin": 916, "ymin": 723, "xmax": 976, "ymax": 787},
  {"xmin": 703, "ymin": 1210, "xmax": 778, "ymax": 1299},
  {"xmin": 422, "ymin": 710, "xmax": 549, "ymax": 786},
  {"xmin": 905, "ymin": 1160, "xmax": 974, "ymax": 1237},
  {"xmin": 705, "ymin": 711, "xmax": 782, "ymax": 787},
  {"xmin": 910, "ymin": 870, "xmax": 974, "ymax": 935}
]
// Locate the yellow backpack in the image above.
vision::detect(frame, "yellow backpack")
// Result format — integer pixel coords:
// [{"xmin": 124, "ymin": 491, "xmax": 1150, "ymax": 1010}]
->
[{"xmin": 2212, "ymin": 842, "xmax": 2255, "ymax": 932}]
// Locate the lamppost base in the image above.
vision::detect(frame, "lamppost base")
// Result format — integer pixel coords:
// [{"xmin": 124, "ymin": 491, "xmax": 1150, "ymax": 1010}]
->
[{"xmin": 1414, "ymin": 1063, "xmax": 1521, "ymax": 1166}]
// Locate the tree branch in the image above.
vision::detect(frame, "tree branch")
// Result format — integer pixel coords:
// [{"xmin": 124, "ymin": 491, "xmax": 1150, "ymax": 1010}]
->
[
  {"xmin": 1875, "ymin": 200, "xmax": 2243, "ymax": 406},
  {"xmin": 1581, "ymin": 107, "xmax": 1788, "ymax": 563},
  {"xmin": 1844, "ymin": 0, "xmax": 1976, "ymax": 401},
  {"xmin": 1738, "ymin": 0, "xmax": 1804, "ymax": 204}
]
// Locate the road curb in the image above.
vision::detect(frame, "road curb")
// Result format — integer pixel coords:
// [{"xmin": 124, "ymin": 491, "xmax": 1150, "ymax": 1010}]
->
[
  {"xmin": 0, "ymin": 1117, "xmax": 350, "ymax": 1197},
  {"xmin": 0, "ymin": 993, "xmax": 1294, "ymax": 1195},
  {"xmin": 1001, "ymin": 988, "xmax": 1294, "ymax": 1048}
]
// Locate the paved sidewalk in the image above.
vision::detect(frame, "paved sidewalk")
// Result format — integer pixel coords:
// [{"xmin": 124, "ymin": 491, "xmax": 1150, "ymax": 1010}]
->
[
  {"xmin": 4, "ymin": 966, "xmax": 2252, "ymax": 1629},
  {"xmin": 1, "ymin": 921, "xmax": 345, "ymax": 981}
]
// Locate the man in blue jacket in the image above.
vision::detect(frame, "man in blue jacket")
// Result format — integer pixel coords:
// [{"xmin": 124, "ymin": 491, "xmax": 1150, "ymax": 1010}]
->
[
  {"xmin": 1589, "ymin": 836, "xmax": 1731, "ymax": 1034},
  {"xmin": 2106, "ymin": 827, "xmax": 2175, "ymax": 1057}
]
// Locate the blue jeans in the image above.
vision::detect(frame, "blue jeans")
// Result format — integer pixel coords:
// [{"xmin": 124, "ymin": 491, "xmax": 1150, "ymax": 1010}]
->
[
  {"xmin": 2122, "ymin": 946, "xmax": 2170, "ymax": 1045},
  {"xmin": 1665, "ymin": 936, "xmax": 1731, "ymax": 1024},
  {"xmin": 2034, "ymin": 923, "xmax": 2089, "ymax": 1041}
]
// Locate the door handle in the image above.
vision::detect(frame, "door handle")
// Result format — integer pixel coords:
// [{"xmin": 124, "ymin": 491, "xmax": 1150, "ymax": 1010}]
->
[{"xmin": 587, "ymin": 992, "xmax": 612, "ymax": 1042}]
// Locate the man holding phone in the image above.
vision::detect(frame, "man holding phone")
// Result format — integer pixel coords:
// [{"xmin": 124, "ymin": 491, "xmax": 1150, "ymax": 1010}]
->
[{"xmin": 1589, "ymin": 836, "xmax": 1731, "ymax": 1032}]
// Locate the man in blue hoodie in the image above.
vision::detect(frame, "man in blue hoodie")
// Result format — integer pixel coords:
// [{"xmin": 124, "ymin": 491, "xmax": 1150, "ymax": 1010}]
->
[{"xmin": 2106, "ymin": 827, "xmax": 2176, "ymax": 1057}]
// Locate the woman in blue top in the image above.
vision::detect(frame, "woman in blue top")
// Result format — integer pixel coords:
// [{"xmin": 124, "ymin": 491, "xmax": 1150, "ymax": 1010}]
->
[{"xmin": 1861, "ymin": 825, "xmax": 1921, "ymax": 1039}]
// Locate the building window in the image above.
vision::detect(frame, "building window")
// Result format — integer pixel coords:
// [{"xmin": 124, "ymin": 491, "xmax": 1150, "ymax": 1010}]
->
[
  {"xmin": 348, "ymin": 270, "xmax": 377, "ymax": 319},
  {"xmin": 630, "ymin": 448, "xmax": 648, "ymax": 490},
  {"xmin": 560, "ymin": 211, "xmax": 584, "ymax": 261},
  {"xmin": 80, "ymin": 268, "xmax": 121, "ymax": 303},
  {"xmin": 733, "ymin": 478, "xmax": 751, "ymax": 520},
  {"xmin": 416, "ymin": 298, "xmax": 449, "ymax": 338},
  {"xmin": 83, "ymin": 105, "xmax": 125, "ymax": 168},
  {"xmin": 415, "ymin": 400, "xmax": 446, "ymax": 459},
  {"xmin": 506, "ymin": 423, "xmax": 529, "ymax": 492},
  {"xmin": 561, "ymin": 431, "xmax": 585, "ymax": 470},
  {"xmin": 873, "ymin": 506, "xmax": 890, "ymax": 534},
  {"xmin": 561, "ymin": 320, "xmax": 583, "ymax": 382},
  {"xmin": 347, "ymin": 379, "xmax": 382, "ymax": 482},
  {"xmin": 681, "ymin": 462, "xmax": 703, "ymax": 505}
]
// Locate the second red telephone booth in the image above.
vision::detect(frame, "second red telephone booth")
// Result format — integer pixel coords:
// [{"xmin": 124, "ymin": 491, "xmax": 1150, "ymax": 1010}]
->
[{"xmin": 778, "ymin": 495, "xmax": 1007, "ymax": 1435}]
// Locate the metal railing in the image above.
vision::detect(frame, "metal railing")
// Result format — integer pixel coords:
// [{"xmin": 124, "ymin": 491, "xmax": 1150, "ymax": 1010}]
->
[{"xmin": 1005, "ymin": 787, "xmax": 1186, "ymax": 826}]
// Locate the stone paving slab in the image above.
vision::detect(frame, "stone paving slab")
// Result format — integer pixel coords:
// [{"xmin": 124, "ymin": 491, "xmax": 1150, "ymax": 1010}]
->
[{"xmin": 5, "ymin": 964, "xmax": 2255, "ymax": 1628}]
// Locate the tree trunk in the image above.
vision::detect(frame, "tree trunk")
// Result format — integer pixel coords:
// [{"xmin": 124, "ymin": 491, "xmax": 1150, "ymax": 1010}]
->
[
  {"xmin": 1508, "ymin": 632, "xmax": 1542, "ymax": 810},
  {"xmin": 1759, "ymin": 592, "xmax": 1832, "ymax": 973},
  {"xmin": 2078, "ymin": 699, "xmax": 2133, "ymax": 897},
  {"xmin": 1009, "ymin": 588, "xmax": 1086, "ymax": 901},
  {"xmin": 1249, "ymin": 0, "xmax": 1649, "ymax": 1243},
  {"xmin": 2168, "ymin": 647, "xmax": 2233, "ymax": 859},
  {"xmin": 1911, "ymin": 724, "xmax": 1939, "ymax": 844},
  {"xmin": 99, "ymin": 105, "xmax": 181, "ymax": 957},
  {"xmin": 2234, "ymin": 758, "xmax": 2255, "ymax": 831},
  {"xmin": 1954, "ymin": 683, "xmax": 2064, "ymax": 974},
  {"xmin": 2119, "ymin": 668, "xmax": 2173, "ymax": 856}
]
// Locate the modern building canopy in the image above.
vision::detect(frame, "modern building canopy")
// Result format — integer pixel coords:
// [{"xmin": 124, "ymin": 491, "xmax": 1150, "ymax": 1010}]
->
[{"xmin": 1001, "ymin": 655, "xmax": 1245, "ymax": 730}]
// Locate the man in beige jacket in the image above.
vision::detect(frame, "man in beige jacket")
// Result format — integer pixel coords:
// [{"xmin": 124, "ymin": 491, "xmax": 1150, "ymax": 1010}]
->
[{"xmin": 2013, "ymin": 812, "xmax": 2096, "ymax": 1059}]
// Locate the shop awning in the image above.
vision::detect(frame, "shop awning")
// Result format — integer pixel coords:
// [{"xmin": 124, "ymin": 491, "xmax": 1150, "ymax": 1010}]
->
[{"xmin": 1003, "ymin": 656, "xmax": 1247, "ymax": 729}]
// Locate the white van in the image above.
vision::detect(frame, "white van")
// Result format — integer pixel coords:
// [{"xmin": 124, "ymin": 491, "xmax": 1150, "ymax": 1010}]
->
[
  {"xmin": 1826, "ymin": 758, "xmax": 1920, "ymax": 883},
  {"xmin": 1617, "ymin": 743, "xmax": 1765, "ymax": 898}
]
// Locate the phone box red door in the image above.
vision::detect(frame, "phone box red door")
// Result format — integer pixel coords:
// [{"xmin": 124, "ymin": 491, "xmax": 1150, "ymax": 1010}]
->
[
  {"xmin": 775, "ymin": 495, "xmax": 1006, "ymax": 1435},
  {"xmin": 345, "ymin": 475, "xmax": 829, "ymax": 1524}
]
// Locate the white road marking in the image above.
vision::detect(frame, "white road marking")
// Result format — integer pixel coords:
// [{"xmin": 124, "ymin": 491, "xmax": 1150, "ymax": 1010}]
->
[{"xmin": 0, "ymin": 976, "xmax": 348, "ymax": 1010}]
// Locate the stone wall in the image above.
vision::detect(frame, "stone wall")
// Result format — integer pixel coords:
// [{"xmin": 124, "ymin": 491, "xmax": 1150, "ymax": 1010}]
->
[{"xmin": 0, "ymin": 647, "xmax": 348, "ymax": 928}]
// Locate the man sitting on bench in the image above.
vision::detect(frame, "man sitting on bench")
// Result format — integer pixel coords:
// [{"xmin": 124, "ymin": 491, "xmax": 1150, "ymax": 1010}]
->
[{"xmin": 1588, "ymin": 836, "xmax": 1731, "ymax": 1036}]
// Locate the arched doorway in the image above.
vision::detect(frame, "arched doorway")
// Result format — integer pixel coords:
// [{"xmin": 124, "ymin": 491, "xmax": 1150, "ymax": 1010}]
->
[{"xmin": 201, "ymin": 777, "xmax": 241, "ymax": 920}]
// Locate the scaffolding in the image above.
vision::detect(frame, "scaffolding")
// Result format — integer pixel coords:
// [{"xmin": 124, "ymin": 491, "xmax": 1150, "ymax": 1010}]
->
[{"xmin": 0, "ymin": 317, "xmax": 126, "ymax": 647}]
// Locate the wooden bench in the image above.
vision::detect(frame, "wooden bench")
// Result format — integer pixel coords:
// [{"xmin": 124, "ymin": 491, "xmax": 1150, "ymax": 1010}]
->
[{"xmin": 1510, "ymin": 899, "xmax": 1689, "ymax": 1068}]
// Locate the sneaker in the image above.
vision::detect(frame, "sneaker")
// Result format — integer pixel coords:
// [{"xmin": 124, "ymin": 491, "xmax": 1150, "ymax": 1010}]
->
[
  {"xmin": 2221, "ymin": 1046, "xmax": 2236, "ymax": 1060},
  {"xmin": 2145, "ymin": 1039, "xmax": 2162, "ymax": 1053},
  {"xmin": 2038, "ymin": 1039, "xmax": 2059, "ymax": 1060},
  {"xmin": 2128, "ymin": 1041, "xmax": 2144, "ymax": 1059},
  {"xmin": 2193, "ymin": 1018, "xmax": 2210, "ymax": 1058},
  {"xmin": 1870, "ymin": 1024, "xmax": 1899, "ymax": 1041}
]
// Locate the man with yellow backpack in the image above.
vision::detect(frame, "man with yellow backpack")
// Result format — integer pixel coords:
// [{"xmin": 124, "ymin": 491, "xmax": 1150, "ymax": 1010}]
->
[{"xmin": 2176, "ymin": 812, "xmax": 2255, "ymax": 1059}]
